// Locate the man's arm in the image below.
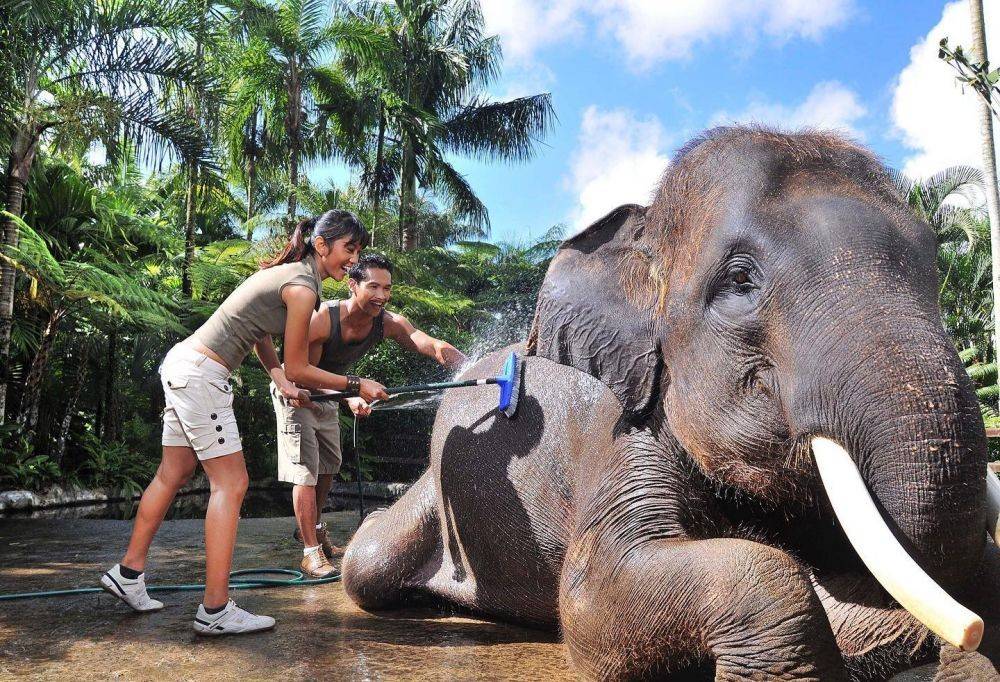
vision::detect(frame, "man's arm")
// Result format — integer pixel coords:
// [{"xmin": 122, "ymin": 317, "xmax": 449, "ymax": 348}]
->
[{"xmin": 384, "ymin": 312, "xmax": 467, "ymax": 369}]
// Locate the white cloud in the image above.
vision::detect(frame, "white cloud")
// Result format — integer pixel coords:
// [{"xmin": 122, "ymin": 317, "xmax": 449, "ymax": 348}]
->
[
  {"xmin": 565, "ymin": 106, "xmax": 671, "ymax": 229},
  {"xmin": 479, "ymin": 0, "xmax": 582, "ymax": 66},
  {"xmin": 891, "ymin": 1, "xmax": 1000, "ymax": 180},
  {"xmin": 591, "ymin": 0, "xmax": 854, "ymax": 69},
  {"xmin": 710, "ymin": 81, "xmax": 867, "ymax": 138},
  {"xmin": 480, "ymin": 0, "xmax": 854, "ymax": 70}
]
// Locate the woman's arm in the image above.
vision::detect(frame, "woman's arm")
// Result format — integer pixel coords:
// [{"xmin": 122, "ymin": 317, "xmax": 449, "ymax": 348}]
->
[
  {"xmin": 282, "ymin": 286, "xmax": 387, "ymax": 401},
  {"xmin": 253, "ymin": 335, "xmax": 310, "ymax": 403},
  {"xmin": 307, "ymin": 303, "xmax": 332, "ymax": 367}
]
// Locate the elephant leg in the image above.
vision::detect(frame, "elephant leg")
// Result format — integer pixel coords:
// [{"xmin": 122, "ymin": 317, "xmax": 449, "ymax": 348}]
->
[
  {"xmin": 342, "ymin": 470, "xmax": 441, "ymax": 610},
  {"xmin": 811, "ymin": 572, "xmax": 934, "ymax": 680},
  {"xmin": 560, "ymin": 536, "xmax": 848, "ymax": 681}
]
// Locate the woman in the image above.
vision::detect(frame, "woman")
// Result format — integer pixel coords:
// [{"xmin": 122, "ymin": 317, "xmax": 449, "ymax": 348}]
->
[{"xmin": 100, "ymin": 210, "xmax": 388, "ymax": 636}]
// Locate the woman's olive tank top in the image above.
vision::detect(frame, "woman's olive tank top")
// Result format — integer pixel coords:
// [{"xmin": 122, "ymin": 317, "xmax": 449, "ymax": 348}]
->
[{"xmin": 191, "ymin": 255, "xmax": 321, "ymax": 368}]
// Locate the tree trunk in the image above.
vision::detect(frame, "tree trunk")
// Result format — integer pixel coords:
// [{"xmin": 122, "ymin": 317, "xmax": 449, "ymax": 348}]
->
[
  {"xmin": 371, "ymin": 102, "xmax": 385, "ymax": 247},
  {"xmin": 181, "ymin": 161, "xmax": 197, "ymax": 297},
  {"xmin": 183, "ymin": 0, "xmax": 207, "ymax": 292},
  {"xmin": 17, "ymin": 306, "xmax": 66, "ymax": 433},
  {"xmin": 52, "ymin": 340, "xmax": 89, "ymax": 467},
  {"xmin": 0, "ymin": 127, "xmax": 39, "ymax": 423},
  {"xmin": 102, "ymin": 330, "xmax": 118, "ymax": 442},
  {"xmin": 285, "ymin": 61, "xmax": 301, "ymax": 235},
  {"xmin": 970, "ymin": 0, "xmax": 1000, "ymax": 409},
  {"xmin": 246, "ymin": 109, "xmax": 258, "ymax": 237},
  {"xmin": 400, "ymin": 136, "xmax": 418, "ymax": 251}
]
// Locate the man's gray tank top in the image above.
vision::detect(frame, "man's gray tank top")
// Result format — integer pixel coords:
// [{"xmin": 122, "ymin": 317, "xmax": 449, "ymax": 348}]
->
[
  {"xmin": 317, "ymin": 300, "xmax": 385, "ymax": 374},
  {"xmin": 191, "ymin": 255, "xmax": 321, "ymax": 369}
]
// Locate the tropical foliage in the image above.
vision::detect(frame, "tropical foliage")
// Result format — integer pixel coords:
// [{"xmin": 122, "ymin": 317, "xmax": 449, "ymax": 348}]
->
[
  {"xmin": 0, "ymin": 0, "xmax": 556, "ymax": 493},
  {"xmin": 892, "ymin": 166, "xmax": 995, "ymax": 362}
]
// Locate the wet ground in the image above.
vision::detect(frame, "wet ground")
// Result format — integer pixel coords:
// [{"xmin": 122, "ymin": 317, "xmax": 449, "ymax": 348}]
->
[{"xmin": 0, "ymin": 513, "xmax": 572, "ymax": 681}]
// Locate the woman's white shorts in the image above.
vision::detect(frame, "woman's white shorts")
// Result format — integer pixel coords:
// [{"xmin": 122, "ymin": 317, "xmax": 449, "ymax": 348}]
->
[{"xmin": 159, "ymin": 343, "xmax": 242, "ymax": 460}]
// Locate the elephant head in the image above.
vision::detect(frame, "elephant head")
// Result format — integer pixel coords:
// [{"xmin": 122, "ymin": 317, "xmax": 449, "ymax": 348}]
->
[{"xmin": 528, "ymin": 127, "xmax": 989, "ymax": 648}]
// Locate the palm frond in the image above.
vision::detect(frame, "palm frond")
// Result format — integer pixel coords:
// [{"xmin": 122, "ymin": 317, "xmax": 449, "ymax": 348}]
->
[
  {"xmin": 423, "ymin": 155, "xmax": 487, "ymax": 230},
  {"xmin": 0, "ymin": 211, "xmax": 66, "ymax": 288},
  {"xmin": 442, "ymin": 94, "xmax": 555, "ymax": 162}
]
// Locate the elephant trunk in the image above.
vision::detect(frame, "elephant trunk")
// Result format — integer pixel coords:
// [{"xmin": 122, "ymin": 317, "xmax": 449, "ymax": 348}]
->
[
  {"xmin": 812, "ymin": 437, "xmax": 984, "ymax": 651},
  {"xmin": 857, "ymin": 399, "xmax": 985, "ymax": 594},
  {"xmin": 791, "ymin": 316, "xmax": 987, "ymax": 599}
]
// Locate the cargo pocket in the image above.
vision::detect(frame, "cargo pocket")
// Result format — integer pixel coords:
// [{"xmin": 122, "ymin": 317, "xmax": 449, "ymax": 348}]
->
[
  {"xmin": 163, "ymin": 375, "xmax": 190, "ymax": 390},
  {"xmin": 162, "ymin": 373, "xmax": 194, "ymax": 407},
  {"xmin": 281, "ymin": 422, "xmax": 302, "ymax": 464},
  {"xmin": 206, "ymin": 379, "xmax": 234, "ymax": 410}
]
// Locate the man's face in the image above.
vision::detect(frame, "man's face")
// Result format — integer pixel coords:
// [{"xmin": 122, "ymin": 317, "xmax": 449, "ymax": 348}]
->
[{"xmin": 350, "ymin": 267, "xmax": 392, "ymax": 316}]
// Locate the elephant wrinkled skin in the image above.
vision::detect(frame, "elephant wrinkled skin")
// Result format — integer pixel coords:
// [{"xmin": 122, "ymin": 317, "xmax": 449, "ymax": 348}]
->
[{"xmin": 342, "ymin": 128, "xmax": 1000, "ymax": 681}]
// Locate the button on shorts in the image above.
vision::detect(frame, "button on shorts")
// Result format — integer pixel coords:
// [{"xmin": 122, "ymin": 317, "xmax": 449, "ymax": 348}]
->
[
  {"xmin": 270, "ymin": 382, "xmax": 342, "ymax": 486},
  {"xmin": 160, "ymin": 343, "xmax": 242, "ymax": 460}
]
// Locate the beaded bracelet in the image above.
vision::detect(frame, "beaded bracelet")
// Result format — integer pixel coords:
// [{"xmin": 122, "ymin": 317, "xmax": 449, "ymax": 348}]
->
[{"xmin": 346, "ymin": 375, "xmax": 361, "ymax": 392}]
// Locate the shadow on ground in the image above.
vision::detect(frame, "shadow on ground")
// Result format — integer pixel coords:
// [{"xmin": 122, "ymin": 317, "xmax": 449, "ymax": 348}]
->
[{"xmin": 0, "ymin": 513, "xmax": 571, "ymax": 681}]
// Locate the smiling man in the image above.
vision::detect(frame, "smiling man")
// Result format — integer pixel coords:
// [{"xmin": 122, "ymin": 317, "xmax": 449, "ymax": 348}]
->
[{"xmin": 269, "ymin": 252, "xmax": 466, "ymax": 577}]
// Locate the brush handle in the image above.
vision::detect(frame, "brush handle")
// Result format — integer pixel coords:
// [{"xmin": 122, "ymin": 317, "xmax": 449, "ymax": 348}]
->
[{"xmin": 307, "ymin": 377, "xmax": 497, "ymax": 403}]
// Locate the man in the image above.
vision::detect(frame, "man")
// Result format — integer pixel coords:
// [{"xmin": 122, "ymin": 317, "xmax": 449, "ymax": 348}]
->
[{"xmin": 270, "ymin": 253, "xmax": 466, "ymax": 577}]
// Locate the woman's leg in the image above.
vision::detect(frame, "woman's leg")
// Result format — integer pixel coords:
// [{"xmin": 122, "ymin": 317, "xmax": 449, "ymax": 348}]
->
[
  {"xmin": 121, "ymin": 445, "xmax": 198, "ymax": 571},
  {"xmin": 200, "ymin": 450, "xmax": 249, "ymax": 608}
]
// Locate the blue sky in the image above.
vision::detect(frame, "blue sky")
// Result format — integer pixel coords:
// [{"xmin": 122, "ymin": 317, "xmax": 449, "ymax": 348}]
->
[{"xmin": 315, "ymin": 1, "xmax": 999, "ymax": 244}]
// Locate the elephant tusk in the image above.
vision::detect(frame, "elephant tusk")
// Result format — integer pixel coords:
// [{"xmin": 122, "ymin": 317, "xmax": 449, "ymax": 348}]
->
[
  {"xmin": 986, "ymin": 466, "xmax": 1000, "ymax": 546},
  {"xmin": 811, "ymin": 437, "xmax": 984, "ymax": 652}
]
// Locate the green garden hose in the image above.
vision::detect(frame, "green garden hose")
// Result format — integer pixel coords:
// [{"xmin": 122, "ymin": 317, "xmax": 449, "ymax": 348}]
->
[{"xmin": 0, "ymin": 568, "xmax": 340, "ymax": 602}]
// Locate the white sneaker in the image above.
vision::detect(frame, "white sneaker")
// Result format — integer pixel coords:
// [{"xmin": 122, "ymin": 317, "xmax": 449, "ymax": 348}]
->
[
  {"xmin": 192, "ymin": 600, "xmax": 275, "ymax": 636},
  {"xmin": 100, "ymin": 564, "xmax": 164, "ymax": 612}
]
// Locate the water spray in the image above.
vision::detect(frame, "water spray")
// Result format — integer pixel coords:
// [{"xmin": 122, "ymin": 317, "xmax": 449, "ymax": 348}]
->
[{"xmin": 309, "ymin": 351, "xmax": 524, "ymax": 419}]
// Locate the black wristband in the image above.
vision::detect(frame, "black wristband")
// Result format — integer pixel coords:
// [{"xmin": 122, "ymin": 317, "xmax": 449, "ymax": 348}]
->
[{"xmin": 346, "ymin": 375, "xmax": 361, "ymax": 392}]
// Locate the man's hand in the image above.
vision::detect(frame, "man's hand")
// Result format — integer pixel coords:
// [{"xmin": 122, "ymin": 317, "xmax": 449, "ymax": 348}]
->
[
  {"xmin": 344, "ymin": 397, "xmax": 372, "ymax": 418},
  {"xmin": 279, "ymin": 381, "xmax": 312, "ymax": 408},
  {"xmin": 435, "ymin": 342, "xmax": 467, "ymax": 370}
]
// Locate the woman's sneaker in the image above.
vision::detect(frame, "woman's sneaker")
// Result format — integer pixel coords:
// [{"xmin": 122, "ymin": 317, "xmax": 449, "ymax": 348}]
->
[
  {"xmin": 100, "ymin": 564, "xmax": 164, "ymax": 612},
  {"xmin": 192, "ymin": 600, "xmax": 275, "ymax": 636}
]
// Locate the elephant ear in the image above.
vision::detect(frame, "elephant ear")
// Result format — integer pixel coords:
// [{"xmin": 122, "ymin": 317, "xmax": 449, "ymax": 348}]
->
[{"xmin": 527, "ymin": 204, "xmax": 662, "ymax": 418}]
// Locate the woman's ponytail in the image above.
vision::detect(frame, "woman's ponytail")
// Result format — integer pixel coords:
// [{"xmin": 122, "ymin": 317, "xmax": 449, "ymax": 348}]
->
[
  {"xmin": 260, "ymin": 217, "xmax": 316, "ymax": 268},
  {"xmin": 261, "ymin": 210, "xmax": 370, "ymax": 269}
]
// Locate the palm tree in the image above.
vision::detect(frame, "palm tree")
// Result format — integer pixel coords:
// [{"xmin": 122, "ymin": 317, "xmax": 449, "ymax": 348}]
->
[
  {"xmin": 345, "ymin": 0, "xmax": 555, "ymax": 250},
  {"xmin": 0, "ymin": 0, "xmax": 211, "ymax": 420},
  {"xmin": 224, "ymin": 0, "xmax": 382, "ymax": 234},
  {"xmin": 968, "ymin": 0, "xmax": 1000, "ymax": 409},
  {"xmin": 893, "ymin": 165, "xmax": 995, "ymax": 362}
]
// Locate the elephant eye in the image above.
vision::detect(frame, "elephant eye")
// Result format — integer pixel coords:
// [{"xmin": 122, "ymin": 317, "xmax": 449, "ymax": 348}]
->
[
  {"xmin": 708, "ymin": 254, "xmax": 760, "ymax": 306},
  {"xmin": 728, "ymin": 267, "xmax": 756, "ymax": 294}
]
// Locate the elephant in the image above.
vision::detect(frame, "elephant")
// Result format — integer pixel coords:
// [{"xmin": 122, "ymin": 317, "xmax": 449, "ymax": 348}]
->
[{"xmin": 341, "ymin": 127, "xmax": 1000, "ymax": 681}]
